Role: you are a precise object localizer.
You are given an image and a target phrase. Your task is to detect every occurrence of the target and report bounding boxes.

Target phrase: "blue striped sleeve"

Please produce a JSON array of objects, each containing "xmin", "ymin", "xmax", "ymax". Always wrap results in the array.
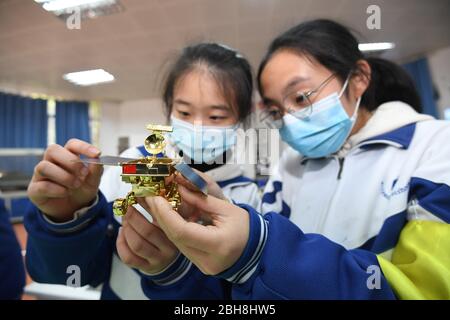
[
  {"xmin": 24, "ymin": 191, "xmax": 114, "ymax": 287},
  {"xmin": 224, "ymin": 208, "xmax": 396, "ymax": 299},
  {"xmin": 140, "ymin": 264, "xmax": 231, "ymax": 300},
  {"xmin": 216, "ymin": 204, "xmax": 268, "ymax": 284},
  {"xmin": 139, "ymin": 253, "xmax": 192, "ymax": 286}
]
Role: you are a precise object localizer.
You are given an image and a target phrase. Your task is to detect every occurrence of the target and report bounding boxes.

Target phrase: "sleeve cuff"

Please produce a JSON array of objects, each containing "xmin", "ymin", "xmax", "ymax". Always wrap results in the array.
[
  {"xmin": 37, "ymin": 192, "xmax": 106, "ymax": 234},
  {"xmin": 216, "ymin": 203, "xmax": 268, "ymax": 284},
  {"xmin": 139, "ymin": 252, "xmax": 193, "ymax": 286}
]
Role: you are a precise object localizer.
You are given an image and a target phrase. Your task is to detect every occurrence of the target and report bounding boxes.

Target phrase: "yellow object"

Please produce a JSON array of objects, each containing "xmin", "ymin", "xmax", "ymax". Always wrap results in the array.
[
  {"xmin": 377, "ymin": 220, "xmax": 450, "ymax": 300},
  {"xmin": 144, "ymin": 125, "xmax": 173, "ymax": 155},
  {"xmin": 112, "ymin": 125, "xmax": 181, "ymax": 216}
]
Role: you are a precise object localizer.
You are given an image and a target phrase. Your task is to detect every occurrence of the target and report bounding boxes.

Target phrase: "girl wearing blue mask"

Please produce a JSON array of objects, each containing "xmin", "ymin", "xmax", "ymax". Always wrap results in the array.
[
  {"xmin": 143, "ymin": 19, "xmax": 450, "ymax": 299},
  {"xmin": 24, "ymin": 43, "xmax": 259, "ymax": 300}
]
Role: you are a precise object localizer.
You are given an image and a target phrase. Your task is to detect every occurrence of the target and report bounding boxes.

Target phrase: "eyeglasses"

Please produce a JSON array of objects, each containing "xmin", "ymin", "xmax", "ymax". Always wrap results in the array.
[{"xmin": 259, "ymin": 73, "xmax": 337, "ymax": 128}]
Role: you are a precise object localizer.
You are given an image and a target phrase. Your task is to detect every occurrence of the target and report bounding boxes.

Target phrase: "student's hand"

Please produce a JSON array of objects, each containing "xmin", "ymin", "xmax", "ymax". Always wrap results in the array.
[
  {"xmin": 116, "ymin": 201, "xmax": 179, "ymax": 275},
  {"xmin": 28, "ymin": 139, "xmax": 103, "ymax": 222},
  {"xmin": 144, "ymin": 185, "xmax": 249, "ymax": 275},
  {"xmin": 173, "ymin": 168, "xmax": 227, "ymax": 200}
]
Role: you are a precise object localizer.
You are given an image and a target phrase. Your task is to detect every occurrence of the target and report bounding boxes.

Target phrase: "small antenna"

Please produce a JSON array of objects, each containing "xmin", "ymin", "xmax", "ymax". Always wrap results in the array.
[{"xmin": 144, "ymin": 124, "xmax": 173, "ymax": 155}]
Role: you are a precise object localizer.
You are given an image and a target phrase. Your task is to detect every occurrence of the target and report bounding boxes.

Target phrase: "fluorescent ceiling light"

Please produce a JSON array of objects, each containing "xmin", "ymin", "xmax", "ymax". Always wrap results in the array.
[
  {"xmin": 34, "ymin": 0, "xmax": 124, "ymax": 21},
  {"xmin": 63, "ymin": 69, "xmax": 115, "ymax": 86},
  {"xmin": 359, "ymin": 42, "xmax": 396, "ymax": 52},
  {"xmin": 35, "ymin": 0, "xmax": 103, "ymax": 11}
]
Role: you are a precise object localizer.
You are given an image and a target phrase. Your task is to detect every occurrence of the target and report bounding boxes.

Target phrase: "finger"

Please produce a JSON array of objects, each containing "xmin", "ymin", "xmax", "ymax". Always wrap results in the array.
[
  {"xmin": 122, "ymin": 223, "xmax": 160, "ymax": 260},
  {"xmin": 138, "ymin": 195, "xmax": 200, "ymax": 225},
  {"xmin": 175, "ymin": 170, "xmax": 226, "ymax": 200},
  {"xmin": 126, "ymin": 206, "xmax": 174, "ymax": 251},
  {"xmin": 178, "ymin": 201, "xmax": 203, "ymax": 222},
  {"xmin": 64, "ymin": 139, "xmax": 103, "ymax": 184},
  {"xmin": 84, "ymin": 162, "xmax": 104, "ymax": 187},
  {"xmin": 145, "ymin": 196, "xmax": 218, "ymax": 251},
  {"xmin": 135, "ymin": 198, "xmax": 159, "ymax": 226},
  {"xmin": 178, "ymin": 184, "xmax": 228, "ymax": 214},
  {"xmin": 34, "ymin": 160, "xmax": 82, "ymax": 189},
  {"xmin": 136, "ymin": 197, "xmax": 154, "ymax": 219},
  {"xmin": 64, "ymin": 138, "xmax": 101, "ymax": 158},
  {"xmin": 44, "ymin": 144, "xmax": 88, "ymax": 177},
  {"xmin": 173, "ymin": 172, "xmax": 199, "ymax": 193},
  {"xmin": 116, "ymin": 228, "xmax": 151, "ymax": 270},
  {"xmin": 164, "ymin": 174, "xmax": 175, "ymax": 185},
  {"xmin": 27, "ymin": 180, "xmax": 69, "ymax": 202}
]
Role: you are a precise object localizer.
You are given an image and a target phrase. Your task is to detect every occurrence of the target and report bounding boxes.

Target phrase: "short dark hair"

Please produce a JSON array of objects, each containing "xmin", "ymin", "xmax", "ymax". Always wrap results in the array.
[
  {"xmin": 162, "ymin": 43, "xmax": 253, "ymax": 122},
  {"xmin": 257, "ymin": 19, "xmax": 422, "ymax": 113}
]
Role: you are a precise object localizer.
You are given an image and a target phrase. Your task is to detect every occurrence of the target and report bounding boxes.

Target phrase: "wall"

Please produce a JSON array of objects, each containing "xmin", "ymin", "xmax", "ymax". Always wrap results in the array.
[
  {"xmin": 428, "ymin": 46, "xmax": 450, "ymax": 119},
  {"xmin": 97, "ymin": 101, "xmax": 121, "ymax": 155},
  {"xmin": 117, "ymin": 98, "xmax": 167, "ymax": 149},
  {"xmin": 98, "ymin": 98, "xmax": 167, "ymax": 155}
]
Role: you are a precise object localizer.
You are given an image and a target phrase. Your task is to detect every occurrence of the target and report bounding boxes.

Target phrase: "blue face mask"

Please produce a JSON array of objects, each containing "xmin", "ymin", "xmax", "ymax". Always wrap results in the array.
[
  {"xmin": 170, "ymin": 116, "xmax": 238, "ymax": 163},
  {"xmin": 279, "ymin": 79, "xmax": 361, "ymax": 158}
]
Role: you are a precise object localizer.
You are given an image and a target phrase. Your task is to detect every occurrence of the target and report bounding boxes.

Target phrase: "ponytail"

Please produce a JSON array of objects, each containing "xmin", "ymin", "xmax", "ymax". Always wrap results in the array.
[{"xmin": 363, "ymin": 57, "xmax": 422, "ymax": 112}]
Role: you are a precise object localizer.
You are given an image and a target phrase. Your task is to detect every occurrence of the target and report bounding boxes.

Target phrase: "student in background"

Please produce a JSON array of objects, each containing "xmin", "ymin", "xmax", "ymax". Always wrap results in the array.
[
  {"xmin": 0, "ymin": 201, "xmax": 25, "ymax": 299},
  {"xmin": 24, "ymin": 43, "xmax": 259, "ymax": 299}
]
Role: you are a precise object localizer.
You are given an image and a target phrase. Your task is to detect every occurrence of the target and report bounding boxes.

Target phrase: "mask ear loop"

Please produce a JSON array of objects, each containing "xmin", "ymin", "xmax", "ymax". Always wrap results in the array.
[
  {"xmin": 338, "ymin": 73, "xmax": 363, "ymax": 145},
  {"xmin": 337, "ymin": 73, "xmax": 362, "ymax": 120},
  {"xmin": 351, "ymin": 96, "xmax": 362, "ymax": 121},
  {"xmin": 338, "ymin": 74, "xmax": 351, "ymax": 98}
]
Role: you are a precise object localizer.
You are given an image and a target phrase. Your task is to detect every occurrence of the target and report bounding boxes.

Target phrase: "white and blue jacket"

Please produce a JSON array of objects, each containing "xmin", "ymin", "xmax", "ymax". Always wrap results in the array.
[
  {"xmin": 24, "ymin": 143, "xmax": 259, "ymax": 300},
  {"xmin": 140, "ymin": 101, "xmax": 450, "ymax": 299}
]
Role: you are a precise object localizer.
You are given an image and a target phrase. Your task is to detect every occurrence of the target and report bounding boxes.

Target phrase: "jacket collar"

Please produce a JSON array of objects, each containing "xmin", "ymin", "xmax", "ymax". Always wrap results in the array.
[
  {"xmin": 348, "ymin": 101, "xmax": 433, "ymax": 150},
  {"xmin": 357, "ymin": 123, "xmax": 416, "ymax": 150},
  {"xmin": 300, "ymin": 101, "xmax": 434, "ymax": 163}
]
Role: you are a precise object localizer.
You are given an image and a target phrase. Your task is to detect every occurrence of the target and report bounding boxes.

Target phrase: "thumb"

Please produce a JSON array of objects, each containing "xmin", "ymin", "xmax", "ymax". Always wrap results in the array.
[
  {"xmin": 145, "ymin": 195, "xmax": 215, "ymax": 250},
  {"xmin": 178, "ymin": 184, "xmax": 229, "ymax": 215},
  {"xmin": 144, "ymin": 196, "xmax": 187, "ymax": 237}
]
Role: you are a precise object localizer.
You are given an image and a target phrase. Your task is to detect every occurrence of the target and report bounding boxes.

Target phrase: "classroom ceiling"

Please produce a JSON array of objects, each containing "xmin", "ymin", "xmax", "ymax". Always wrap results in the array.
[{"xmin": 0, "ymin": 0, "xmax": 449, "ymax": 101}]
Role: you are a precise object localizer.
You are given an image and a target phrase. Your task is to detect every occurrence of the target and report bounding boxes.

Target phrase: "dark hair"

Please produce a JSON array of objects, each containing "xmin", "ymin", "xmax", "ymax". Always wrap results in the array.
[
  {"xmin": 257, "ymin": 19, "xmax": 422, "ymax": 113},
  {"xmin": 162, "ymin": 43, "xmax": 253, "ymax": 121}
]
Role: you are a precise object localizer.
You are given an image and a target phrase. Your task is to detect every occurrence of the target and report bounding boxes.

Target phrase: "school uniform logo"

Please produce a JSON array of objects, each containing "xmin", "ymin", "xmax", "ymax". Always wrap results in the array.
[{"xmin": 381, "ymin": 179, "xmax": 410, "ymax": 200}]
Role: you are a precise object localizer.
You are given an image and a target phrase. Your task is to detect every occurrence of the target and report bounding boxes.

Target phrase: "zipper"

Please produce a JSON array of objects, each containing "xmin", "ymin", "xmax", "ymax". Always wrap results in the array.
[
  {"xmin": 315, "ymin": 141, "xmax": 394, "ymax": 232},
  {"xmin": 316, "ymin": 156, "xmax": 344, "ymax": 233},
  {"xmin": 337, "ymin": 157, "xmax": 345, "ymax": 180}
]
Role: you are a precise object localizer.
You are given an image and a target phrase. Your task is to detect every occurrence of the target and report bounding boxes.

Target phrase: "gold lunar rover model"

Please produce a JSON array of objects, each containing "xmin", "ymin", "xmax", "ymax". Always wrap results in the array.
[{"xmin": 78, "ymin": 124, "xmax": 207, "ymax": 217}]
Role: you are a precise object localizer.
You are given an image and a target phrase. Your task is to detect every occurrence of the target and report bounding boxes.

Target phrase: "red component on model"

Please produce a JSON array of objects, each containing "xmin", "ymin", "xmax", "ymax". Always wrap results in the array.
[{"xmin": 122, "ymin": 164, "xmax": 137, "ymax": 174}]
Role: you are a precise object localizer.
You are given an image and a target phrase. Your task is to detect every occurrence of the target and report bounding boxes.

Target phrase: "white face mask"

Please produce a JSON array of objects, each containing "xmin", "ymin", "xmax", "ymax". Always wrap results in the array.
[{"xmin": 170, "ymin": 116, "xmax": 238, "ymax": 163}]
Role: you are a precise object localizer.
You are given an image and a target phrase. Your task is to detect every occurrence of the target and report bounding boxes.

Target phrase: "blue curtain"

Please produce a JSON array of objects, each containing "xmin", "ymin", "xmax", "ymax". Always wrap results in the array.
[
  {"xmin": 0, "ymin": 92, "xmax": 47, "ymax": 148},
  {"xmin": 403, "ymin": 58, "xmax": 438, "ymax": 118},
  {"xmin": 56, "ymin": 100, "xmax": 91, "ymax": 145},
  {"xmin": 0, "ymin": 92, "xmax": 47, "ymax": 176},
  {"xmin": 0, "ymin": 92, "xmax": 48, "ymax": 220}
]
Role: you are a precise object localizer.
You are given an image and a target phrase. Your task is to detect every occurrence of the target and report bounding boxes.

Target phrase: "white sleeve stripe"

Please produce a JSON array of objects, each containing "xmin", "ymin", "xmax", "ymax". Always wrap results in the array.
[
  {"xmin": 152, "ymin": 257, "xmax": 192, "ymax": 286},
  {"xmin": 226, "ymin": 215, "xmax": 268, "ymax": 284},
  {"xmin": 154, "ymin": 262, "xmax": 193, "ymax": 286}
]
